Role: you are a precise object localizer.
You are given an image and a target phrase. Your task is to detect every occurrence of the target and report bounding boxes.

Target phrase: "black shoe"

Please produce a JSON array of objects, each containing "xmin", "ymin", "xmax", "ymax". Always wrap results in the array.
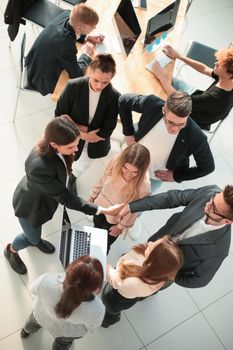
[
  {"xmin": 20, "ymin": 329, "xmax": 30, "ymax": 338},
  {"xmin": 67, "ymin": 173, "xmax": 77, "ymax": 196},
  {"xmin": 4, "ymin": 244, "xmax": 27, "ymax": 275},
  {"xmin": 34, "ymin": 239, "xmax": 55, "ymax": 254}
]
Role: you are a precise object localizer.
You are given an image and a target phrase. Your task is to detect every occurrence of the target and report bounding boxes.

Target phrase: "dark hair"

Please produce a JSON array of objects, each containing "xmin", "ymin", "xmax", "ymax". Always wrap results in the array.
[
  {"xmin": 223, "ymin": 185, "xmax": 233, "ymax": 220},
  {"xmin": 36, "ymin": 115, "xmax": 80, "ymax": 173},
  {"xmin": 166, "ymin": 91, "xmax": 192, "ymax": 118},
  {"xmin": 55, "ymin": 256, "xmax": 104, "ymax": 319},
  {"xmin": 89, "ymin": 54, "xmax": 116, "ymax": 76},
  {"xmin": 118, "ymin": 236, "xmax": 183, "ymax": 284}
]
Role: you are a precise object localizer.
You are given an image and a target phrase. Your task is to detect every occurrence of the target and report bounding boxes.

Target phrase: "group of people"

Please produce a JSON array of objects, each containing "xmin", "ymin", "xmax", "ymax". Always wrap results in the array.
[{"xmin": 3, "ymin": 2, "xmax": 233, "ymax": 350}]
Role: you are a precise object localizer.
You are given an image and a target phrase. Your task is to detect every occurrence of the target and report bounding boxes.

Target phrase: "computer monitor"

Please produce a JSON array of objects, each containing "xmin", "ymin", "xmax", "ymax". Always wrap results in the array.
[
  {"xmin": 114, "ymin": 0, "xmax": 142, "ymax": 56},
  {"xmin": 144, "ymin": 0, "xmax": 181, "ymax": 46}
]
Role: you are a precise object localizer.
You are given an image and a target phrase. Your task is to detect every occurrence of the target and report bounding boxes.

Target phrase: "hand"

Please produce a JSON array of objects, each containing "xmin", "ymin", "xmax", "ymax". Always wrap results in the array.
[
  {"xmin": 125, "ymin": 135, "xmax": 136, "ymax": 146},
  {"xmin": 86, "ymin": 33, "xmax": 105, "ymax": 45},
  {"xmin": 154, "ymin": 170, "xmax": 175, "ymax": 182},
  {"xmin": 109, "ymin": 225, "xmax": 122, "ymax": 237},
  {"xmin": 162, "ymin": 45, "xmax": 180, "ymax": 60},
  {"xmin": 101, "ymin": 203, "xmax": 125, "ymax": 216},
  {"xmin": 77, "ymin": 124, "xmax": 88, "ymax": 133},
  {"xmin": 119, "ymin": 204, "xmax": 131, "ymax": 217},
  {"xmin": 82, "ymin": 42, "xmax": 95, "ymax": 57},
  {"xmin": 87, "ymin": 129, "xmax": 105, "ymax": 143},
  {"xmin": 88, "ymin": 196, "xmax": 94, "ymax": 203},
  {"xmin": 152, "ymin": 60, "xmax": 166, "ymax": 80}
]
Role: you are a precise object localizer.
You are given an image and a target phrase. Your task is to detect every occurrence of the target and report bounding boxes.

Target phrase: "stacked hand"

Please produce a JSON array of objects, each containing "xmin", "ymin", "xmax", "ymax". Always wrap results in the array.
[
  {"xmin": 154, "ymin": 170, "xmax": 174, "ymax": 182},
  {"xmin": 86, "ymin": 33, "xmax": 105, "ymax": 45},
  {"xmin": 101, "ymin": 203, "xmax": 126, "ymax": 216},
  {"xmin": 80, "ymin": 128, "xmax": 105, "ymax": 143}
]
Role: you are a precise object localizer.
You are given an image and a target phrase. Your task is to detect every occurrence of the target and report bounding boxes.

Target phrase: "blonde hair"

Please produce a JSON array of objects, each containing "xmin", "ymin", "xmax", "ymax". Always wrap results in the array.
[
  {"xmin": 70, "ymin": 4, "xmax": 99, "ymax": 27},
  {"xmin": 215, "ymin": 47, "xmax": 233, "ymax": 78},
  {"xmin": 105, "ymin": 144, "xmax": 150, "ymax": 202}
]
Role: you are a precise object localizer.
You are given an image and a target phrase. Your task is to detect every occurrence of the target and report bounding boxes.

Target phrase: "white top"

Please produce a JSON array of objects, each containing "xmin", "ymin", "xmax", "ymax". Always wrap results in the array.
[
  {"xmin": 107, "ymin": 250, "xmax": 164, "ymax": 299},
  {"xmin": 31, "ymin": 273, "xmax": 105, "ymax": 338},
  {"xmin": 175, "ymin": 216, "xmax": 225, "ymax": 242},
  {"xmin": 140, "ymin": 118, "xmax": 177, "ymax": 179},
  {"xmin": 89, "ymin": 85, "xmax": 101, "ymax": 123}
]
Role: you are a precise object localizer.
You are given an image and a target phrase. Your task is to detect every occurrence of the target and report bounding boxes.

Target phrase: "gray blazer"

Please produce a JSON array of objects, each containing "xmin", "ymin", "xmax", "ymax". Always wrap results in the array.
[
  {"xmin": 129, "ymin": 185, "xmax": 231, "ymax": 288},
  {"xmin": 13, "ymin": 148, "xmax": 98, "ymax": 228}
]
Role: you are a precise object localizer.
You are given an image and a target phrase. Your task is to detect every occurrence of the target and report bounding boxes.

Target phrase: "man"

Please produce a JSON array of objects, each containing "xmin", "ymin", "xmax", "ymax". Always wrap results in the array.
[
  {"xmin": 120, "ymin": 185, "xmax": 233, "ymax": 288},
  {"xmin": 152, "ymin": 45, "xmax": 233, "ymax": 130},
  {"xmin": 119, "ymin": 91, "xmax": 214, "ymax": 190},
  {"xmin": 25, "ymin": 4, "xmax": 104, "ymax": 96}
]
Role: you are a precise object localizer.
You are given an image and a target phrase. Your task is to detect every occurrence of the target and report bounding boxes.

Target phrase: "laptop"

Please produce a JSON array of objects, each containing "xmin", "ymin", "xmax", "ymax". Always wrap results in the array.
[{"xmin": 59, "ymin": 208, "xmax": 107, "ymax": 277}]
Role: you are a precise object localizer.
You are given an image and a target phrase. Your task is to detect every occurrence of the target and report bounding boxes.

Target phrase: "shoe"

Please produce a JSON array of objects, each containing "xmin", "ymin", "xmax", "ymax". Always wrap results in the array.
[
  {"xmin": 4, "ymin": 244, "xmax": 27, "ymax": 275},
  {"xmin": 20, "ymin": 329, "xmax": 30, "ymax": 338},
  {"xmin": 34, "ymin": 239, "xmax": 55, "ymax": 254},
  {"xmin": 67, "ymin": 173, "xmax": 77, "ymax": 196}
]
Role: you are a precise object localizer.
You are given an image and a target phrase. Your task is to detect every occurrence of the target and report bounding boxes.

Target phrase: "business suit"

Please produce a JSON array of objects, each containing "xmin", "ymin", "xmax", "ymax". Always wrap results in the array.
[
  {"xmin": 25, "ymin": 11, "xmax": 91, "ymax": 96},
  {"xmin": 13, "ymin": 148, "xmax": 98, "ymax": 229},
  {"xmin": 129, "ymin": 185, "xmax": 231, "ymax": 288},
  {"xmin": 55, "ymin": 77, "xmax": 120, "ymax": 160},
  {"xmin": 119, "ymin": 94, "xmax": 215, "ymax": 183}
]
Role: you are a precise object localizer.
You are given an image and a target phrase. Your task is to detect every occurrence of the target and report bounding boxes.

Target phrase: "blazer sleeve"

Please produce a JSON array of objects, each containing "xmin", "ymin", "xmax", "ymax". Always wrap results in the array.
[
  {"xmin": 30, "ymin": 161, "xmax": 98, "ymax": 215},
  {"xmin": 55, "ymin": 80, "xmax": 76, "ymax": 117},
  {"xmin": 175, "ymin": 255, "xmax": 227, "ymax": 288},
  {"xmin": 173, "ymin": 134, "xmax": 215, "ymax": 183},
  {"xmin": 129, "ymin": 186, "xmax": 212, "ymax": 213},
  {"xmin": 119, "ymin": 94, "xmax": 148, "ymax": 136}
]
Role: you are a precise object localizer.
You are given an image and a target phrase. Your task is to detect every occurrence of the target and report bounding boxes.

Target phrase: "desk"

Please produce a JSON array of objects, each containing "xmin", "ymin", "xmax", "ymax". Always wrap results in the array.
[{"xmin": 52, "ymin": 0, "xmax": 188, "ymax": 102}]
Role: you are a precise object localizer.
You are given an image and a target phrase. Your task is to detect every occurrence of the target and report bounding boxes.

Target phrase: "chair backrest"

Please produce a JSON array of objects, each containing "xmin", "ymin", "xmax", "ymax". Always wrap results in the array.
[
  {"xmin": 185, "ymin": 41, "xmax": 217, "ymax": 68},
  {"xmin": 20, "ymin": 32, "xmax": 26, "ymax": 73},
  {"xmin": 23, "ymin": 0, "xmax": 65, "ymax": 28},
  {"xmin": 61, "ymin": 0, "xmax": 86, "ymax": 5}
]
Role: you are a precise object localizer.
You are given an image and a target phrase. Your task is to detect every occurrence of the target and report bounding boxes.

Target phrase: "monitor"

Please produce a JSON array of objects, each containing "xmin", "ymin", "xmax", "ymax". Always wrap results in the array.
[
  {"xmin": 144, "ymin": 0, "xmax": 181, "ymax": 46},
  {"xmin": 114, "ymin": 0, "xmax": 142, "ymax": 56}
]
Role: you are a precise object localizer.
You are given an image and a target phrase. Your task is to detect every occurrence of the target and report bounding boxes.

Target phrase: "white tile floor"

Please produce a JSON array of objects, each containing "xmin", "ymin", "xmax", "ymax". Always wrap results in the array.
[{"xmin": 0, "ymin": 0, "xmax": 233, "ymax": 349}]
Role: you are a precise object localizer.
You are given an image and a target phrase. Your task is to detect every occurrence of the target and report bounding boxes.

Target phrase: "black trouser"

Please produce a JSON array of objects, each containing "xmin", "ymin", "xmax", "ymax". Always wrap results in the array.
[
  {"xmin": 101, "ymin": 282, "xmax": 141, "ymax": 326},
  {"xmin": 93, "ymin": 214, "xmax": 118, "ymax": 254}
]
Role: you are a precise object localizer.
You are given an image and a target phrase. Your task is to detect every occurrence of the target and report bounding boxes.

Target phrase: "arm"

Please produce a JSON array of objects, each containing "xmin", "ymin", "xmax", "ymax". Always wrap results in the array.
[
  {"xmin": 173, "ymin": 136, "xmax": 215, "ymax": 183},
  {"xmin": 30, "ymin": 273, "xmax": 48, "ymax": 295},
  {"xmin": 55, "ymin": 81, "xmax": 74, "ymax": 117},
  {"xmin": 151, "ymin": 60, "xmax": 175, "ymax": 95},
  {"xmin": 163, "ymin": 44, "xmax": 213, "ymax": 77}
]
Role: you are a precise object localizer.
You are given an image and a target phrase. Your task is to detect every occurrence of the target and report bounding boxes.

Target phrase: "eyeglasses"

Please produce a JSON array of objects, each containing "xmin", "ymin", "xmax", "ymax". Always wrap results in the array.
[
  {"xmin": 163, "ymin": 115, "xmax": 187, "ymax": 129},
  {"xmin": 207, "ymin": 195, "xmax": 231, "ymax": 221}
]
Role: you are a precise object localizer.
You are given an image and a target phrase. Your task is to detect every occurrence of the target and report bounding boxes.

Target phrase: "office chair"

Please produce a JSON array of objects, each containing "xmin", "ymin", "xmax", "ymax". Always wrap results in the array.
[
  {"xmin": 12, "ymin": 32, "xmax": 40, "ymax": 123},
  {"xmin": 56, "ymin": 0, "xmax": 86, "ymax": 6}
]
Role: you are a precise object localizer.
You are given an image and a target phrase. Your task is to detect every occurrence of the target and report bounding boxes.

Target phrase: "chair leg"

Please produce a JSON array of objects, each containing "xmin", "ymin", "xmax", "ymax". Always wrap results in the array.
[{"xmin": 12, "ymin": 87, "xmax": 21, "ymax": 124}]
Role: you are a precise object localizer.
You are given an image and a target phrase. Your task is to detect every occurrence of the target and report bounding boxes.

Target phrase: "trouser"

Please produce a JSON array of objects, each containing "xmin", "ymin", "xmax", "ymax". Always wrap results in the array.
[
  {"xmin": 23, "ymin": 312, "xmax": 81, "ymax": 350},
  {"xmin": 72, "ymin": 146, "xmax": 92, "ymax": 178},
  {"xmin": 11, "ymin": 217, "xmax": 42, "ymax": 252},
  {"xmin": 101, "ymin": 283, "xmax": 141, "ymax": 326},
  {"xmin": 93, "ymin": 214, "xmax": 118, "ymax": 254}
]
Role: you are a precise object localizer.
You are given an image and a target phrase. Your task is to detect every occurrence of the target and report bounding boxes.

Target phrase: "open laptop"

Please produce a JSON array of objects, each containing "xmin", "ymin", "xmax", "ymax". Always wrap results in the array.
[{"xmin": 59, "ymin": 208, "xmax": 107, "ymax": 276}]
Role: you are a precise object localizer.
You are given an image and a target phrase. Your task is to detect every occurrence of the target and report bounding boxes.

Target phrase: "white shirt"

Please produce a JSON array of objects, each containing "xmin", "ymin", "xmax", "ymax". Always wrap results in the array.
[
  {"xmin": 140, "ymin": 118, "xmax": 177, "ymax": 179},
  {"xmin": 175, "ymin": 216, "xmax": 225, "ymax": 242},
  {"xmin": 89, "ymin": 85, "xmax": 101, "ymax": 123}
]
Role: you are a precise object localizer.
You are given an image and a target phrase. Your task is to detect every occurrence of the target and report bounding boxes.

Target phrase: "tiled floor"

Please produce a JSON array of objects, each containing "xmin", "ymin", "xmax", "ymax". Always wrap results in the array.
[{"xmin": 0, "ymin": 0, "xmax": 233, "ymax": 349}]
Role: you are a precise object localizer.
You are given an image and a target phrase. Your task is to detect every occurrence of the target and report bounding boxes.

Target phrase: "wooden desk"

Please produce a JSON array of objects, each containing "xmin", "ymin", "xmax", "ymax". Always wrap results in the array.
[{"xmin": 52, "ymin": 0, "xmax": 188, "ymax": 102}]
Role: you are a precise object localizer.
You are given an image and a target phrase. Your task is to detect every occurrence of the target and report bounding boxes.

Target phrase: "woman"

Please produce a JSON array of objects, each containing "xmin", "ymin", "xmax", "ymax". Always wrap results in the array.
[
  {"xmin": 4, "ymin": 116, "xmax": 122, "ymax": 275},
  {"xmin": 55, "ymin": 53, "xmax": 120, "ymax": 194},
  {"xmin": 21, "ymin": 256, "xmax": 105, "ymax": 350},
  {"xmin": 89, "ymin": 143, "xmax": 151, "ymax": 253},
  {"xmin": 101, "ymin": 236, "xmax": 183, "ymax": 327}
]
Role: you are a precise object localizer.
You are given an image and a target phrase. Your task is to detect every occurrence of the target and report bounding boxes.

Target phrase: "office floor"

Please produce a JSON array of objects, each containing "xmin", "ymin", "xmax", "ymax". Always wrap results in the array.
[{"xmin": 0, "ymin": 0, "xmax": 233, "ymax": 349}]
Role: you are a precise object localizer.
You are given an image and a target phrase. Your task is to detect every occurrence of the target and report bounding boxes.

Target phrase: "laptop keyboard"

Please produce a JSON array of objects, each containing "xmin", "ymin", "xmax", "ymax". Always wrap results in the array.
[{"xmin": 72, "ymin": 229, "xmax": 91, "ymax": 259}]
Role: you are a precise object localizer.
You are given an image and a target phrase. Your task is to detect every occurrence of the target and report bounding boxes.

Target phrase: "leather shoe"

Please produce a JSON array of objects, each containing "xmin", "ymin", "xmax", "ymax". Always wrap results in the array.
[
  {"xmin": 67, "ymin": 173, "xmax": 77, "ymax": 196},
  {"xmin": 4, "ymin": 244, "xmax": 27, "ymax": 275},
  {"xmin": 34, "ymin": 239, "xmax": 55, "ymax": 254}
]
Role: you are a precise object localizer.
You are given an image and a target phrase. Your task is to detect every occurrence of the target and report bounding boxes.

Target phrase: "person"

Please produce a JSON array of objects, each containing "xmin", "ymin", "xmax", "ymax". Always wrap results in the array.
[
  {"xmin": 55, "ymin": 53, "xmax": 120, "ymax": 195},
  {"xmin": 25, "ymin": 4, "xmax": 104, "ymax": 96},
  {"xmin": 119, "ymin": 185, "xmax": 233, "ymax": 288},
  {"xmin": 88, "ymin": 143, "xmax": 151, "ymax": 253},
  {"xmin": 101, "ymin": 236, "xmax": 183, "ymax": 327},
  {"xmin": 4, "ymin": 116, "xmax": 123, "ymax": 275},
  {"xmin": 152, "ymin": 45, "xmax": 233, "ymax": 130},
  {"xmin": 20, "ymin": 256, "xmax": 105, "ymax": 350},
  {"xmin": 119, "ymin": 90, "xmax": 215, "ymax": 192}
]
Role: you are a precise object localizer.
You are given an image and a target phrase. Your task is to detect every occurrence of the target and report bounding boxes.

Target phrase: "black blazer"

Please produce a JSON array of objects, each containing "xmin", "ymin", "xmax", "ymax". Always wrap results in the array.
[
  {"xmin": 129, "ymin": 185, "xmax": 231, "ymax": 288},
  {"xmin": 13, "ymin": 148, "xmax": 98, "ymax": 228},
  {"xmin": 55, "ymin": 77, "xmax": 120, "ymax": 159},
  {"xmin": 25, "ymin": 11, "xmax": 91, "ymax": 96},
  {"xmin": 119, "ymin": 93, "xmax": 215, "ymax": 183}
]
